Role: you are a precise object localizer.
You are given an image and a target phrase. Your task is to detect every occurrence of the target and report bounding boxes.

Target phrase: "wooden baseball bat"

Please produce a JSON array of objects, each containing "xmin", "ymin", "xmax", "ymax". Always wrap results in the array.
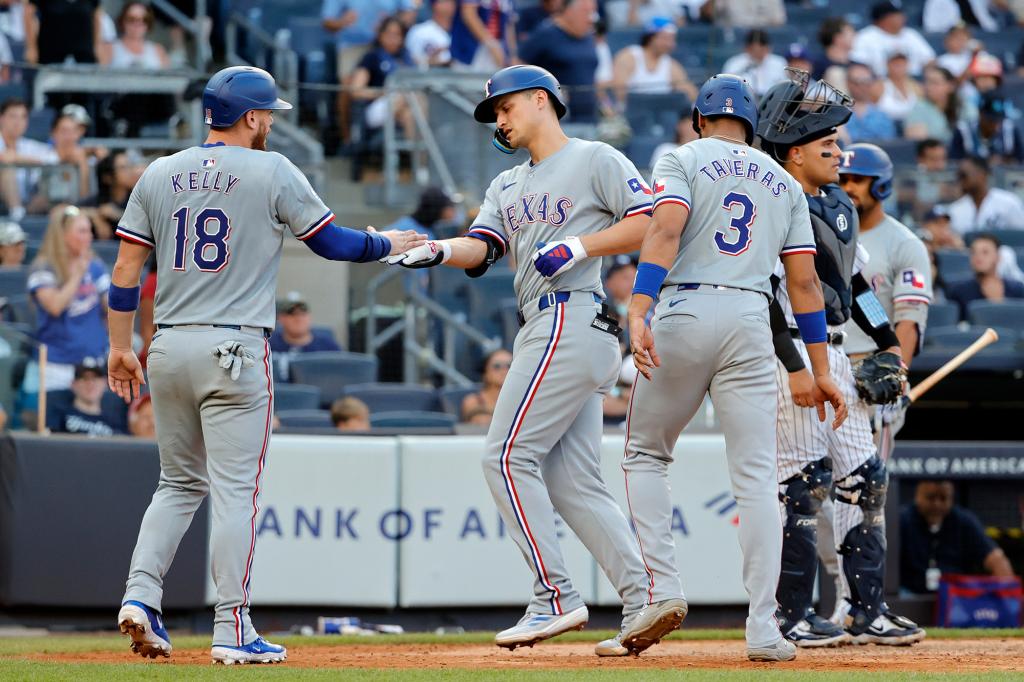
[{"xmin": 906, "ymin": 328, "xmax": 999, "ymax": 404}]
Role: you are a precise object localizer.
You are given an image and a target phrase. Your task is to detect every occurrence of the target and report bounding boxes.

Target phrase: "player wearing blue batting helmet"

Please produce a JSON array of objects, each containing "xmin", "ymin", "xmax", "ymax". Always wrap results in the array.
[
  {"xmin": 203, "ymin": 66, "xmax": 292, "ymax": 129},
  {"xmin": 691, "ymin": 73, "xmax": 758, "ymax": 144},
  {"xmin": 838, "ymin": 143, "xmax": 893, "ymax": 200},
  {"xmin": 475, "ymin": 65, "xmax": 568, "ymax": 153}
]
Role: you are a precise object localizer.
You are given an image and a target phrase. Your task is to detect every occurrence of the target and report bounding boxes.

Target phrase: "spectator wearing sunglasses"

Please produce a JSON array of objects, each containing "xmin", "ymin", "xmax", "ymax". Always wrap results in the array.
[{"xmin": 461, "ymin": 348, "xmax": 511, "ymax": 425}]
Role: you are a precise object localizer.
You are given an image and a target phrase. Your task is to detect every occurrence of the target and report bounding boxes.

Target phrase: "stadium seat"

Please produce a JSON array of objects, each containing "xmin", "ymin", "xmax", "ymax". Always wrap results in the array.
[
  {"xmin": 925, "ymin": 326, "xmax": 1017, "ymax": 351},
  {"xmin": 369, "ymin": 410, "xmax": 457, "ymax": 431},
  {"xmin": 288, "ymin": 351, "xmax": 378, "ymax": 407},
  {"xmin": 466, "ymin": 268, "xmax": 515, "ymax": 339},
  {"xmin": 276, "ymin": 409, "xmax": 334, "ymax": 429},
  {"xmin": 626, "ymin": 134, "xmax": 667, "ymax": 170},
  {"xmin": 0, "ymin": 267, "xmax": 28, "ymax": 299},
  {"xmin": 341, "ymin": 382, "xmax": 441, "ymax": 413},
  {"xmin": 935, "ymin": 249, "xmax": 971, "ymax": 283},
  {"xmin": 273, "ymin": 383, "xmax": 321, "ymax": 412},
  {"xmin": 967, "ymin": 300, "xmax": 1024, "ymax": 332},
  {"xmin": 926, "ymin": 301, "xmax": 959, "ymax": 330},
  {"xmin": 606, "ymin": 28, "xmax": 644, "ymax": 56},
  {"xmin": 624, "ymin": 93, "xmax": 690, "ymax": 142},
  {"xmin": 964, "ymin": 230, "xmax": 1024, "ymax": 249},
  {"xmin": 876, "ymin": 139, "xmax": 918, "ymax": 166},
  {"xmin": 438, "ymin": 383, "xmax": 481, "ymax": 417},
  {"xmin": 498, "ymin": 298, "xmax": 520, "ymax": 348},
  {"xmin": 92, "ymin": 240, "xmax": 120, "ymax": 268},
  {"xmin": 26, "ymin": 108, "xmax": 55, "ymax": 143},
  {"xmin": 3, "ymin": 293, "xmax": 35, "ymax": 328},
  {"xmin": 19, "ymin": 216, "xmax": 48, "ymax": 239}
]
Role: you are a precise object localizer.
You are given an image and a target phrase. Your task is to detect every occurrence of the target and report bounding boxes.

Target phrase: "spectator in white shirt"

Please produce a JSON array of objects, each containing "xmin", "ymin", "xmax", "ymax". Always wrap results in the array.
[
  {"xmin": 851, "ymin": 1, "xmax": 936, "ymax": 78},
  {"xmin": 878, "ymin": 51, "xmax": 921, "ymax": 123},
  {"xmin": 0, "ymin": 97, "xmax": 57, "ymax": 220},
  {"xmin": 947, "ymin": 156, "xmax": 1024, "ymax": 234},
  {"xmin": 721, "ymin": 29, "xmax": 787, "ymax": 97},
  {"xmin": 936, "ymin": 23, "xmax": 980, "ymax": 77},
  {"xmin": 611, "ymin": 16, "xmax": 698, "ymax": 103},
  {"xmin": 406, "ymin": 0, "xmax": 455, "ymax": 68},
  {"xmin": 924, "ymin": 0, "xmax": 1001, "ymax": 33}
]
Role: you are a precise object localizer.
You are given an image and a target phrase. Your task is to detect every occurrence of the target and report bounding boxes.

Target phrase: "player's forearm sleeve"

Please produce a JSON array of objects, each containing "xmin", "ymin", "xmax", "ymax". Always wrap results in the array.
[
  {"xmin": 851, "ymin": 272, "xmax": 900, "ymax": 350},
  {"xmin": 769, "ymin": 296, "xmax": 805, "ymax": 373},
  {"xmin": 303, "ymin": 222, "xmax": 391, "ymax": 262}
]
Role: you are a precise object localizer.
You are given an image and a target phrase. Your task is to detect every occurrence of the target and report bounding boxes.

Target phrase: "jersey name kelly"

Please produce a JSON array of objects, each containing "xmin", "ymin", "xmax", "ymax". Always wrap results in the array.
[
  {"xmin": 170, "ymin": 169, "xmax": 241, "ymax": 195},
  {"xmin": 696, "ymin": 157, "xmax": 791, "ymax": 198}
]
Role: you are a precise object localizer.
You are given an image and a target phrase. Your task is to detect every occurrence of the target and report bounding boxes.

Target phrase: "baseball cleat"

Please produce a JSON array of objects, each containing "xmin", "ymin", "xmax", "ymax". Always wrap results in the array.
[
  {"xmin": 848, "ymin": 611, "xmax": 926, "ymax": 646},
  {"xmin": 211, "ymin": 636, "xmax": 287, "ymax": 664},
  {"xmin": 118, "ymin": 600, "xmax": 172, "ymax": 659},
  {"xmin": 620, "ymin": 598, "xmax": 688, "ymax": 655},
  {"xmin": 783, "ymin": 613, "xmax": 851, "ymax": 648},
  {"xmin": 495, "ymin": 605, "xmax": 588, "ymax": 650},
  {"xmin": 747, "ymin": 637, "xmax": 797, "ymax": 662},
  {"xmin": 594, "ymin": 611, "xmax": 640, "ymax": 657}
]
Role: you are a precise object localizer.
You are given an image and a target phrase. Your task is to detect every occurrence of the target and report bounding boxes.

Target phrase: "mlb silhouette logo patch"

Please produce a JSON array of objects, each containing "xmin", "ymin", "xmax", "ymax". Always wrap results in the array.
[{"xmin": 202, "ymin": 158, "xmax": 216, "ymax": 168}]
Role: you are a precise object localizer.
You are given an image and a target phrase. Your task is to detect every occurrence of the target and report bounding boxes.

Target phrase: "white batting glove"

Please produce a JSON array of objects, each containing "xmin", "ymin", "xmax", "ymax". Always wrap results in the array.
[
  {"xmin": 531, "ymin": 236, "xmax": 587, "ymax": 278},
  {"xmin": 383, "ymin": 240, "xmax": 452, "ymax": 268},
  {"xmin": 213, "ymin": 341, "xmax": 256, "ymax": 381}
]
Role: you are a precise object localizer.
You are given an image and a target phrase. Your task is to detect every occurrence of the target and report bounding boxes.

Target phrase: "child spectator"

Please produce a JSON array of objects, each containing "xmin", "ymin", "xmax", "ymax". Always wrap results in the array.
[
  {"xmin": 936, "ymin": 23, "xmax": 978, "ymax": 77},
  {"xmin": 47, "ymin": 361, "xmax": 123, "ymax": 436},
  {"xmin": 331, "ymin": 396, "xmax": 371, "ymax": 431}
]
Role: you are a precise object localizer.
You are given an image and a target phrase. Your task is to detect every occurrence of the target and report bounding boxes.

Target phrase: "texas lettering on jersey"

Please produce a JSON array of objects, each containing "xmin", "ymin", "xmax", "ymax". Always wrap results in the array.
[{"xmin": 503, "ymin": 193, "xmax": 573, "ymax": 233}]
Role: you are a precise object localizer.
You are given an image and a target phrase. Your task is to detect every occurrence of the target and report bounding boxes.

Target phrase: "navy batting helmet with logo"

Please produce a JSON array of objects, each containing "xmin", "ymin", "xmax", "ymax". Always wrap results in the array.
[
  {"xmin": 691, "ymin": 73, "xmax": 758, "ymax": 143},
  {"xmin": 474, "ymin": 65, "xmax": 567, "ymax": 123},
  {"xmin": 839, "ymin": 143, "xmax": 893, "ymax": 200},
  {"xmin": 202, "ymin": 66, "xmax": 292, "ymax": 129}
]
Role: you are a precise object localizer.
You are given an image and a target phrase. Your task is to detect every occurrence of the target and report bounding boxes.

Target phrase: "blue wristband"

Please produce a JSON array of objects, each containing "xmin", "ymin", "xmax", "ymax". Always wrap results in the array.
[
  {"xmin": 632, "ymin": 262, "xmax": 668, "ymax": 299},
  {"xmin": 108, "ymin": 283, "xmax": 140, "ymax": 312},
  {"xmin": 794, "ymin": 309, "xmax": 827, "ymax": 344}
]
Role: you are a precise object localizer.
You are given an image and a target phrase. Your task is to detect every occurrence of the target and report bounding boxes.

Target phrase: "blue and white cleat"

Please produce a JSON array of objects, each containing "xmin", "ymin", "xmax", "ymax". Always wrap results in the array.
[
  {"xmin": 118, "ymin": 600, "xmax": 172, "ymax": 659},
  {"xmin": 211, "ymin": 637, "xmax": 288, "ymax": 665},
  {"xmin": 495, "ymin": 606, "xmax": 589, "ymax": 650}
]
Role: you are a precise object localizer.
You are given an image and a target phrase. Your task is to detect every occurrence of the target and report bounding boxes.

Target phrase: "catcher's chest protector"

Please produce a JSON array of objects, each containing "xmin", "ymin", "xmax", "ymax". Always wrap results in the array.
[{"xmin": 808, "ymin": 185, "xmax": 859, "ymax": 326}]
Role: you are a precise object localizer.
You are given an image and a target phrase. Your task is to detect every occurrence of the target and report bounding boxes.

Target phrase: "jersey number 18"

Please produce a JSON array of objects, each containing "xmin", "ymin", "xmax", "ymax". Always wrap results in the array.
[
  {"xmin": 715, "ymin": 191, "xmax": 756, "ymax": 256},
  {"xmin": 172, "ymin": 207, "xmax": 232, "ymax": 272}
]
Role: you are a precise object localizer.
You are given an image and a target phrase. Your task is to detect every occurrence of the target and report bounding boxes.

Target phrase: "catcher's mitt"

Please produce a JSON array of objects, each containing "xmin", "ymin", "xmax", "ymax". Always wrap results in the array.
[{"xmin": 854, "ymin": 351, "xmax": 906, "ymax": 405}]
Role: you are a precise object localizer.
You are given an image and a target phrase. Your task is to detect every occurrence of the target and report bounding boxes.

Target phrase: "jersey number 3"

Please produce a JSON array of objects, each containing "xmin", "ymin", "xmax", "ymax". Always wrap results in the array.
[
  {"xmin": 715, "ymin": 192, "xmax": 756, "ymax": 256},
  {"xmin": 172, "ymin": 207, "xmax": 232, "ymax": 272}
]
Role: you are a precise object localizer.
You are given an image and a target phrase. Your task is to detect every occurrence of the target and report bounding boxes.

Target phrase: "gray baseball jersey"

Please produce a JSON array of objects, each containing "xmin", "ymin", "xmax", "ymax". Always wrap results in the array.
[
  {"xmin": 475, "ymin": 138, "xmax": 652, "ymax": 623},
  {"xmin": 117, "ymin": 144, "xmax": 333, "ymax": 328},
  {"xmin": 844, "ymin": 215, "xmax": 932, "ymax": 356},
  {"xmin": 468, "ymin": 138, "xmax": 653, "ymax": 309},
  {"xmin": 118, "ymin": 143, "xmax": 333, "ymax": 649},
  {"xmin": 652, "ymin": 137, "xmax": 815, "ymax": 294},
  {"xmin": 623, "ymin": 135, "xmax": 818, "ymax": 650}
]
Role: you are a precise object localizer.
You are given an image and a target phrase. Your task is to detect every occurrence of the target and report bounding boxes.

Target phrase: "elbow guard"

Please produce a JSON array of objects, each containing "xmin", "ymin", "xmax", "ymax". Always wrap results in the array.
[{"xmin": 465, "ymin": 229, "xmax": 506, "ymax": 278}]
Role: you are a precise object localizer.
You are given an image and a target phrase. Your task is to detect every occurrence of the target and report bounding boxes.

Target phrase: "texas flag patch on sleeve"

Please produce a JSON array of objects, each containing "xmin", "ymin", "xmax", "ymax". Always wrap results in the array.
[
  {"xmin": 902, "ymin": 268, "xmax": 926, "ymax": 289},
  {"xmin": 627, "ymin": 177, "xmax": 653, "ymax": 195}
]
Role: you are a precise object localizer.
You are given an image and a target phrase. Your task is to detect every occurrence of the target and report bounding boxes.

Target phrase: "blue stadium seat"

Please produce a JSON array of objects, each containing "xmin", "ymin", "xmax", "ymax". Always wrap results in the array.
[
  {"xmin": 925, "ymin": 326, "xmax": 1018, "ymax": 351},
  {"xmin": 877, "ymin": 139, "xmax": 918, "ymax": 166},
  {"xmin": 624, "ymin": 93, "xmax": 690, "ymax": 141},
  {"xmin": 0, "ymin": 266, "xmax": 28, "ymax": 298},
  {"xmin": 438, "ymin": 383, "xmax": 481, "ymax": 417},
  {"xmin": 967, "ymin": 300, "xmax": 1024, "ymax": 332},
  {"xmin": 3, "ymin": 293, "xmax": 35, "ymax": 328},
  {"xmin": 499, "ymin": 298, "xmax": 520, "ymax": 348},
  {"xmin": 369, "ymin": 410, "xmax": 457, "ymax": 431},
  {"xmin": 26, "ymin": 108, "xmax": 55, "ymax": 143},
  {"xmin": 935, "ymin": 249, "xmax": 971, "ymax": 283},
  {"xmin": 19, "ymin": 216, "xmax": 48, "ymax": 240},
  {"xmin": 926, "ymin": 301, "xmax": 959, "ymax": 330},
  {"xmin": 466, "ymin": 268, "xmax": 515, "ymax": 339},
  {"xmin": 964, "ymin": 230, "xmax": 1024, "ymax": 249},
  {"xmin": 24, "ymin": 239, "xmax": 40, "ymax": 264},
  {"xmin": 341, "ymin": 382, "xmax": 441, "ymax": 413},
  {"xmin": 276, "ymin": 409, "xmax": 333, "ymax": 429},
  {"xmin": 273, "ymin": 383, "xmax": 321, "ymax": 412},
  {"xmin": 92, "ymin": 240, "xmax": 120, "ymax": 268},
  {"xmin": 606, "ymin": 28, "xmax": 644, "ymax": 56},
  {"xmin": 288, "ymin": 351, "xmax": 378, "ymax": 407}
]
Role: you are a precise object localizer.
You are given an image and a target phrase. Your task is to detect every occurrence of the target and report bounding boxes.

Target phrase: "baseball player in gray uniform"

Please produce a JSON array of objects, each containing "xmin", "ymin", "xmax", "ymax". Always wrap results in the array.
[
  {"xmin": 622, "ymin": 74, "xmax": 847, "ymax": 663},
  {"xmin": 106, "ymin": 67, "xmax": 424, "ymax": 665},
  {"xmin": 756, "ymin": 75, "xmax": 925, "ymax": 648},
  {"xmin": 387, "ymin": 65, "xmax": 668, "ymax": 657}
]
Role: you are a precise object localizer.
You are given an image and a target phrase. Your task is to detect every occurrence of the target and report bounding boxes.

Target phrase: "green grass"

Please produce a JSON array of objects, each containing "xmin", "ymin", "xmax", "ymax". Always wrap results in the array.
[{"xmin": 0, "ymin": 662, "xmax": 1022, "ymax": 682}]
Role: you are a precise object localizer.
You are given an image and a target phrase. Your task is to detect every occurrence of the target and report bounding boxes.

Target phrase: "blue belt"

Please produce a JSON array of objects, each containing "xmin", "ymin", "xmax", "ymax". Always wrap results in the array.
[
  {"xmin": 157, "ymin": 323, "xmax": 271, "ymax": 338},
  {"xmin": 519, "ymin": 291, "xmax": 601, "ymax": 325},
  {"xmin": 673, "ymin": 283, "xmax": 737, "ymax": 291}
]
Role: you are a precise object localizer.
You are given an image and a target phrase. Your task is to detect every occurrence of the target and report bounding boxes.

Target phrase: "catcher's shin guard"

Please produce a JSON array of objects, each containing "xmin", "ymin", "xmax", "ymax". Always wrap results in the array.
[
  {"xmin": 777, "ymin": 458, "xmax": 832, "ymax": 633},
  {"xmin": 835, "ymin": 456, "xmax": 888, "ymax": 633}
]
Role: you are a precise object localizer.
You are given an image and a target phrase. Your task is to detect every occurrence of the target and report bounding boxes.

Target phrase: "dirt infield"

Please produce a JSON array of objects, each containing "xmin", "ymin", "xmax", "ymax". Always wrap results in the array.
[{"xmin": 24, "ymin": 638, "xmax": 1024, "ymax": 672}]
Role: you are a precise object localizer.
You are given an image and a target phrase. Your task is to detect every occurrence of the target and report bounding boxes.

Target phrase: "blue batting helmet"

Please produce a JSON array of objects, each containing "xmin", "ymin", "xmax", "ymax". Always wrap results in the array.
[
  {"xmin": 691, "ymin": 74, "xmax": 758, "ymax": 144},
  {"xmin": 839, "ymin": 143, "xmax": 893, "ymax": 200},
  {"xmin": 474, "ymin": 65, "xmax": 567, "ymax": 123},
  {"xmin": 202, "ymin": 66, "xmax": 292, "ymax": 128}
]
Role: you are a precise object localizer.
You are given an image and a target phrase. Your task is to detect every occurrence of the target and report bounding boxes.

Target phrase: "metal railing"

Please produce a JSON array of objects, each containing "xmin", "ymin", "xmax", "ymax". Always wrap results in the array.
[
  {"xmin": 149, "ymin": 0, "xmax": 209, "ymax": 70},
  {"xmin": 225, "ymin": 10, "xmax": 300, "ymax": 125},
  {"xmin": 364, "ymin": 267, "xmax": 501, "ymax": 386}
]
